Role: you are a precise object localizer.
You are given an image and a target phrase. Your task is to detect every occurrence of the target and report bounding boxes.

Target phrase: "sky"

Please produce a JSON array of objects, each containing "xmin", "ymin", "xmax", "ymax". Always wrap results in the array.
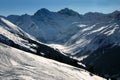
[{"xmin": 0, "ymin": 0, "xmax": 120, "ymax": 16}]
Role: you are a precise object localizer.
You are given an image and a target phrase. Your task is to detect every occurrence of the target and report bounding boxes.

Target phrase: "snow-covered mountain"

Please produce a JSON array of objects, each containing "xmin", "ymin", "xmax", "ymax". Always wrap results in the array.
[
  {"xmin": 0, "ymin": 17, "xmax": 105, "ymax": 80},
  {"xmin": 63, "ymin": 10, "xmax": 120, "ymax": 79},
  {"xmin": 0, "ymin": 17, "xmax": 82, "ymax": 68},
  {"xmin": 64, "ymin": 11, "xmax": 120, "ymax": 57},
  {"xmin": 7, "ymin": 9, "xmax": 120, "ymax": 57},
  {"xmin": 7, "ymin": 8, "xmax": 82, "ymax": 43},
  {"xmin": 3, "ymin": 8, "xmax": 120, "ymax": 79},
  {"xmin": 66, "ymin": 11, "xmax": 120, "ymax": 56}
]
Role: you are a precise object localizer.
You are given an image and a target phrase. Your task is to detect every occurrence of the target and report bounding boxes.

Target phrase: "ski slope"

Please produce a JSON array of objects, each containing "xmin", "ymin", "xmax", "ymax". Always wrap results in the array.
[{"xmin": 0, "ymin": 43, "xmax": 105, "ymax": 80}]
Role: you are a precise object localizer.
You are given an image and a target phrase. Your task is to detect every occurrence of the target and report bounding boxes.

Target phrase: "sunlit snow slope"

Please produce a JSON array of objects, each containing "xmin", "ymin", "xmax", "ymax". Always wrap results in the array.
[
  {"xmin": 0, "ymin": 43, "xmax": 105, "ymax": 80},
  {"xmin": 0, "ymin": 17, "xmax": 39, "ymax": 53}
]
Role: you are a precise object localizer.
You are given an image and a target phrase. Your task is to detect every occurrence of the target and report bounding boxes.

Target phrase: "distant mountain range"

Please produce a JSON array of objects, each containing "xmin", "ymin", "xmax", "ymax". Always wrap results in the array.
[{"xmin": 0, "ymin": 8, "xmax": 120, "ymax": 79}]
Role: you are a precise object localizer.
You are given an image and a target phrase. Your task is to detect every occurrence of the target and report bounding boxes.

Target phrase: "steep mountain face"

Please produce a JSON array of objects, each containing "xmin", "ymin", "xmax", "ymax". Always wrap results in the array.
[
  {"xmin": 7, "ymin": 8, "xmax": 82, "ymax": 43},
  {"xmin": 7, "ymin": 14, "xmax": 46, "ymax": 42},
  {"xmin": 65, "ymin": 12, "xmax": 120, "ymax": 56}
]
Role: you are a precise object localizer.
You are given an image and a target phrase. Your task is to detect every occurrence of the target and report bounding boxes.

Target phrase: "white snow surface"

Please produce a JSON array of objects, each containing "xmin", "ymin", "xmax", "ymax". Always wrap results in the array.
[
  {"xmin": 0, "ymin": 17, "xmax": 38, "ymax": 52},
  {"xmin": 0, "ymin": 43, "xmax": 105, "ymax": 80},
  {"xmin": 0, "ymin": 17, "xmax": 36, "ymax": 40}
]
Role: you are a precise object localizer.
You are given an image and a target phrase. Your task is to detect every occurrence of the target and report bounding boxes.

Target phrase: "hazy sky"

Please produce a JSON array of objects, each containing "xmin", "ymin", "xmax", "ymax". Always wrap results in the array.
[{"xmin": 0, "ymin": 0, "xmax": 120, "ymax": 16}]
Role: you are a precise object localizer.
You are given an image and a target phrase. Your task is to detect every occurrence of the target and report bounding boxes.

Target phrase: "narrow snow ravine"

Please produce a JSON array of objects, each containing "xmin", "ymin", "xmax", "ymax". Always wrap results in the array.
[{"xmin": 0, "ymin": 43, "xmax": 105, "ymax": 80}]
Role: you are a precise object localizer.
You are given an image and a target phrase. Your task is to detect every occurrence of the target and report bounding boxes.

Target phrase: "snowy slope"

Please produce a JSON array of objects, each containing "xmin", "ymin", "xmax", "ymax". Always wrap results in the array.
[
  {"xmin": 0, "ymin": 43, "xmax": 105, "ymax": 80},
  {"xmin": 64, "ymin": 11, "xmax": 120, "ymax": 57},
  {"xmin": 0, "ymin": 17, "xmax": 38, "ymax": 53}
]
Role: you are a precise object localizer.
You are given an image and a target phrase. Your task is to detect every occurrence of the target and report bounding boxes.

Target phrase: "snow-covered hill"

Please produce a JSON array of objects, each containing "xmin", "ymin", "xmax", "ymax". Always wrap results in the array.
[{"xmin": 0, "ymin": 43, "xmax": 105, "ymax": 80}]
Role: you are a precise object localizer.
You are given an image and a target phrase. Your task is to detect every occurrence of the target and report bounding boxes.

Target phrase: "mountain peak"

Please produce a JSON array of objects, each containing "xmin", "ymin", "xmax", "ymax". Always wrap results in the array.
[
  {"xmin": 84, "ymin": 12, "xmax": 104, "ymax": 16},
  {"xmin": 58, "ymin": 8, "xmax": 80, "ymax": 16},
  {"xmin": 106, "ymin": 10, "xmax": 120, "ymax": 19},
  {"xmin": 34, "ymin": 8, "xmax": 51, "ymax": 16},
  {"xmin": 112, "ymin": 10, "xmax": 120, "ymax": 14},
  {"xmin": 110, "ymin": 10, "xmax": 120, "ymax": 16},
  {"xmin": 21, "ymin": 13, "xmax": 31, "ymax": 18},
  {"xmin": 111, "ymin": 10, "xmax": 120, "ymax": 20},
  {"xmin": 40, "ymin": 8, "xmax": 50, "ymax": 12}
]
